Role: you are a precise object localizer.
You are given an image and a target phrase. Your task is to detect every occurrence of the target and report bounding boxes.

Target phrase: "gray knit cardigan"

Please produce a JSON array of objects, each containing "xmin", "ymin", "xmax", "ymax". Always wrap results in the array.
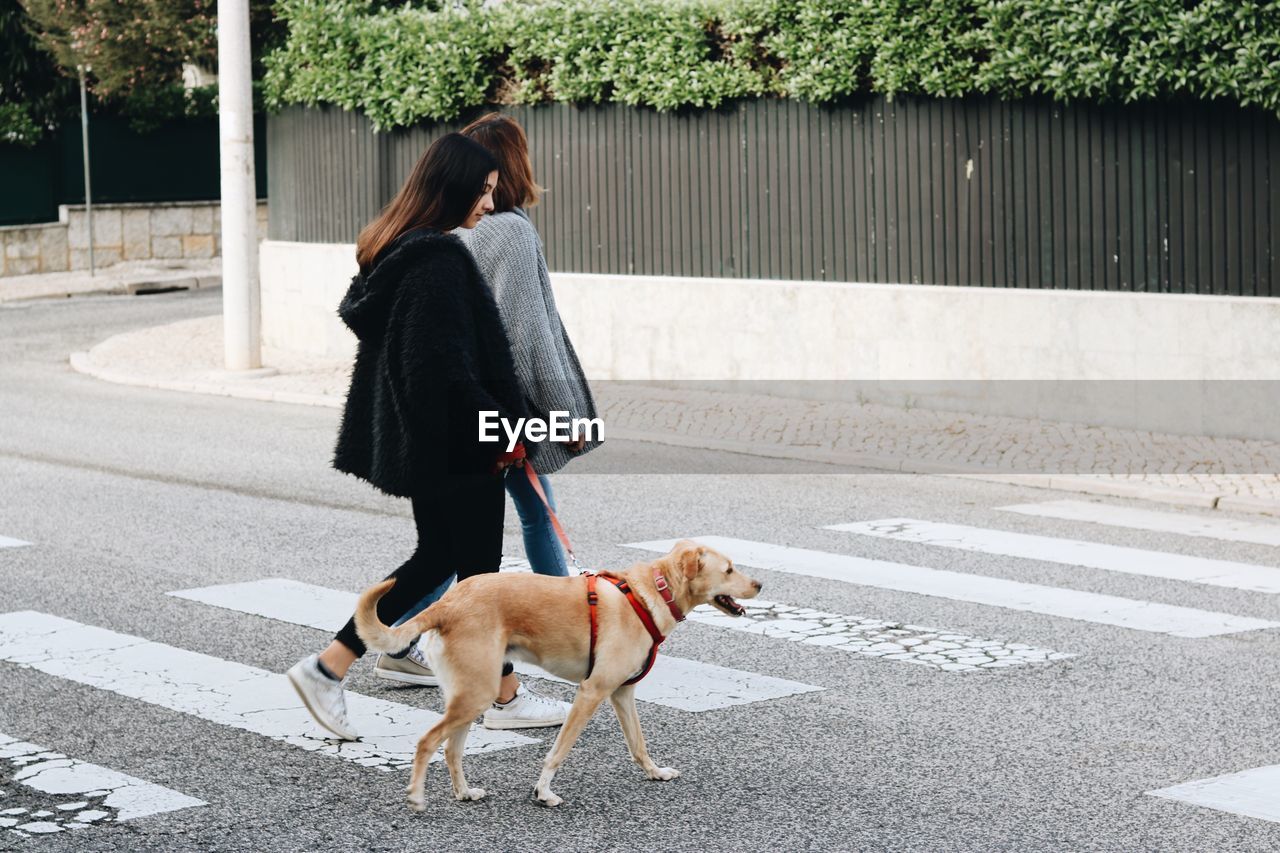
[{"xmin": 457, "ymin": 208, "xmax": 600, "ymax": 474}]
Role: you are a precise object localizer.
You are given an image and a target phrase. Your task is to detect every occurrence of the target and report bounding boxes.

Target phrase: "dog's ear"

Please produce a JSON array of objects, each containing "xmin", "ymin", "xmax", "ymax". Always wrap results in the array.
[{"xmin": 678, "ymin": 544, "xmax": 704, "ymax": 580}]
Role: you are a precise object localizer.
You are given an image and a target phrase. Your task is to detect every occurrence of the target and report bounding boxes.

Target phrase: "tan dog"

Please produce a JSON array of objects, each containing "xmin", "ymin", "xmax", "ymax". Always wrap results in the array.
[{"xmin": 354, "ymin": 539, "xmax": 762, "ymax": 809}]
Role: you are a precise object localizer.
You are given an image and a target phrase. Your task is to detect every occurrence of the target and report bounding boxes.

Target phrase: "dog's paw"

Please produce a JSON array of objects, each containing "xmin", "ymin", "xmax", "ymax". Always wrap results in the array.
[
  {"xmin": 647, "ymin": 766, "xmax": 681, "ymax": 782},
  {"xmin": 533, "ymin": 787, "xmax": 563, "ymax": 808},
  {"xmin": 455, "ymin": 786, "xmax": 486, "ymax": 802},
  {"xmin": 406, "ymin": 796, "xmax": 427, "ymax": 813}
]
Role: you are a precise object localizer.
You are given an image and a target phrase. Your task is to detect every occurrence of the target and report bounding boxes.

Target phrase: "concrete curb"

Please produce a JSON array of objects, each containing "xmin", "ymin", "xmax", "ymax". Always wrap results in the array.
[
  {"xmin": 69, "ymin": 350, "xmax": 1280, "ymax": 519},
  {"xmin": 69, "ymin": 351, "xmax": 341, "ymax": 408},
  {"xmin": 5, "ymin": 274, "xmax": 220, "ymax": 303}
]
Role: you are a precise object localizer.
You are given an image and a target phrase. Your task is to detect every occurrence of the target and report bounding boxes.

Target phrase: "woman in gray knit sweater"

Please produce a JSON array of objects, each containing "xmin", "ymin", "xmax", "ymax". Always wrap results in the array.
[
  {"xmin": 458, "ymin": 113, "xmax": 601, "ymax": 563},
  {"xmin": 372, "ymin": 114, "xmax": 601, "ymax": 698}
]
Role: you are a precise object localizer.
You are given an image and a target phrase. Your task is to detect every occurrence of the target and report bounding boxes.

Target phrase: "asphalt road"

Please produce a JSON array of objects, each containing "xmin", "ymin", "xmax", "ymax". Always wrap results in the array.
[{"xmin": 1, "ymin": 289, "xmax": 1278, "ymax": 852}]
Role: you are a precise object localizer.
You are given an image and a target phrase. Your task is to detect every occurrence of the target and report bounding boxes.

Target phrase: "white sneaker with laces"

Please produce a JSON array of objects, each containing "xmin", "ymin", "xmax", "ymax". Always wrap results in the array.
[
  {"xmin": 374, "ymin": 642, "xmax": 440, "ymax": 687},
  {"xmin": 482, "ymin": 683, "xmax": 571, "ymax": 730},
  {"xmin": 286, "ymin": 654, "xmax": 360, "ymax": 741}
]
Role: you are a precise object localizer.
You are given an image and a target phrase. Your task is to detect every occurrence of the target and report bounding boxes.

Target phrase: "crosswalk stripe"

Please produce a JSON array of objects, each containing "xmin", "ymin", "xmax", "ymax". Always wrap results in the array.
[
  {"xmin": 999, "ymin": 499, "xmax": 1280, "ymax": 548},
  {"xmin": 1147, "ymin": 765, "xmax": 1280, "ymax": 824},
  {"xmin": 482, "ymin": 562, "xmax": 1072, "ymax": 673},
  {"xmin": 685, "ymin": 599, "xmax": 1074, "ymax": 672},
  {"xmin": 623, "ymin": 537, "xmax": 1280, "ymax": 638},
  {"xmin": 168, "ymin": 578, "xmax": 825, "ymax": 712},
  {"xmin": 825, "ymin": 518, "xmax": 1280, "ymax": 594},
  {"xmin": 0, "ymin": 731, "xmax": 204, "ymax": 837},
  {"xmin": 0, "ymin": 611, "xmax": 536, "ymax": 772},
  {"xmin": 0, "ymin": 535, "xmax": 30, "ymax": 548}
]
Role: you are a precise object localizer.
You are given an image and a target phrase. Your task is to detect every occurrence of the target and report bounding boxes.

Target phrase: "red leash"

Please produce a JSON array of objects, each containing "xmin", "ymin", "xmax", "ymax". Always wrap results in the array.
[{"xmin": 522, "ymin": 462, "xmax": 585, "ymax": 573}]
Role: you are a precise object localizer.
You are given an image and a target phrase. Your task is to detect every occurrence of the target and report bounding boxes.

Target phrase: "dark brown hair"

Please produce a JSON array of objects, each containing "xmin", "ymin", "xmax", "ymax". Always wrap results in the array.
[
  {"xmin": 459, "ymin": 112, "xmax": 543, "ymax": 213},
  {"xmin": 355, "ymin": 133, "xmax": 498, "ymax": 269}
]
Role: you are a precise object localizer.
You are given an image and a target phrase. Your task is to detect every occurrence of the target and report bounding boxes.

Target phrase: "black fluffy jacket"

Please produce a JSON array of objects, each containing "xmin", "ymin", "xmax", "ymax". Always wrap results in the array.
[{"xmin": 332, "ymin": 227, "xmax": 527, "ymax": 497}]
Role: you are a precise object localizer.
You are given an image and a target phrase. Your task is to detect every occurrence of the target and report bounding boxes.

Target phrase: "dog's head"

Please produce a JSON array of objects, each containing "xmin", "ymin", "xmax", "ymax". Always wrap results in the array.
[{"xmin": 670, "ymin": 539, "xmax": 761, "ymax": 617}]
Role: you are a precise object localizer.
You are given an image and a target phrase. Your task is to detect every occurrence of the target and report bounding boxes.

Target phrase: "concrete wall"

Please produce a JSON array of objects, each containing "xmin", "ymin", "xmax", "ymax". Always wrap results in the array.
[
  {"xmin": 260, "ymin": 240, "xmax": 360, "ymax": 360},
  {"xmin": 0, "ymin": 201, "xmax": 269, "ymax": 276},
  {"xmin": 258, "ymin": 239, "xmax": 1280, "ymax": 439}
]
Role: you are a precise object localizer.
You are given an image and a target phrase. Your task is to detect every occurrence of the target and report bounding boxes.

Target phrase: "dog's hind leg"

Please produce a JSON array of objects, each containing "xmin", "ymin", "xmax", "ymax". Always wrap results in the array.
[
  {"xmin": 403, "ymin": 694, "xmax": 491, "ymax": 812},
  {"xmin": 405, "ymin": 720, "xmax": 450, "ymax": 812},
  {"xmin": 533, "ymin": 683, "xmax": 610, "ymax": 807},
  {"xmin": 444, "ymin": 723, "xmax": 486, "ymax": 801},
  {"xmin": 609, "ymin": 683, "xmax": 680, "ymax": 781}
]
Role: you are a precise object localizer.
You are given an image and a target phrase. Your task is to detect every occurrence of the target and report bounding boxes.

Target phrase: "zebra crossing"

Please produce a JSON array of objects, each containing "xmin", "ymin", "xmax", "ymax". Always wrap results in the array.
[
  {"xmin": 1147, "ymin": 765, "xmax": 1280, "ymax": 824},
  {"xmin": 0, "ymin": 733, "xmax": 204, "ymax": 835},
  {"xmin": 625, "ymin": 537, "xmax": 1277, "ymax": 638},
  {"xmin": 999, "ymin": 499, "xmax": 1280, "ymax": 547},
  {"xmin": 824, "ymin": 518, "xmax": 1280, "ymax": 593},
  {"xmin": 166, "ymin": 576, "xmax": 825, "ymax": 713},
  {"xmin": 0, "ymin": 611, "xmax": 538, "ymax": 773},
  {"xmin": 2, "ymin": 495, "xmax": 1280, "ymax": 839}
]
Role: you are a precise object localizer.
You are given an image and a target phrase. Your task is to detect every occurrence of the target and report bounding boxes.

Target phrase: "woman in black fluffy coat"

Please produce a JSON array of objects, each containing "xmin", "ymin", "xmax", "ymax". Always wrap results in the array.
[{"xmin": 287, "ymin": 133, "xmax": 570, "ymax": 740}]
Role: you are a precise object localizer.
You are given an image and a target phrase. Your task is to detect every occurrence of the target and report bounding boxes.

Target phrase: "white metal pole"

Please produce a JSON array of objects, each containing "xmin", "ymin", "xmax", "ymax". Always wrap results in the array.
[
  {"xmin": 78, "ymin": 64, "xmax": 94, "ymax": 277},
  {"xmin": 217, "ymin": 0, "xmax": 261, "ymax": 370}
]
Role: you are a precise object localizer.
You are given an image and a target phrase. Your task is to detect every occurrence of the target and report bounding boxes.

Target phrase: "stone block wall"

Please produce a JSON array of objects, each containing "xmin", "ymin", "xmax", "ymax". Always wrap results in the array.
[{"xmin": 0, "ymin": 201, "xmax": 268, "ymax": 276}]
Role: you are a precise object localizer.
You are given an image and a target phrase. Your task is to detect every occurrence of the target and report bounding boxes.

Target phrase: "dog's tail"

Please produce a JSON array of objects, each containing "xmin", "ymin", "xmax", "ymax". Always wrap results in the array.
[{"xmin": 354, "ymin": 579, "xmax": 430, "ymax": 654}]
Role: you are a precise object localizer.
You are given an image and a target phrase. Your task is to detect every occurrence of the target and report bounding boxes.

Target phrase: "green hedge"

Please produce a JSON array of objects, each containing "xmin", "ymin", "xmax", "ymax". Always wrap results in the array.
[{"xmin": 263, "ymin": 0, "xmax": 1280, "ymax": 130}]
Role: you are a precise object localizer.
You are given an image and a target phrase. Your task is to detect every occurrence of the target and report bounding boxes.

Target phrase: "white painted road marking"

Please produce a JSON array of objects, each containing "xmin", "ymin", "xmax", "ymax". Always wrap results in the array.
[
  {"xmin": 505, "ymin": 559, "xmax": 1072, "ymax": 671},
  {"xmin": 171, "ymin": 577, "xmax": 355, "ymax": 632},
  {"xmin": 685, "ymin": 599, "xmax": 1074, "ymax": 672},
  {"xmin": 999, "ymin": 499, "xmax": 1280, "ymax": 548},
  {"xmin": 1148, "ymin": 764, "xmax": 1280, "ymax": 824},
  {"xmin": 825, "ymin": 518, "xmax": 1280, "ymax": 594},
  {"xmin": 0, "ymin": 611, "xmax": 536, "ymax": 772},
  {"xmin": 0, "ymin": 535, "xmax": 30, "ymax": 548},
  {"xmin": 0, "ymin": 731, "xmax": 204, "ymax": 836},
  {"xmin": 512, "ymin": 656, "xmax": 822, "ymax": 712},
  {"xmin": 169, "ymin": 578, "xmax": 825, "ymax": 711},
  {"xmin": 623, "ymin": 538, "xmax": 1280, "ymax": 638}
]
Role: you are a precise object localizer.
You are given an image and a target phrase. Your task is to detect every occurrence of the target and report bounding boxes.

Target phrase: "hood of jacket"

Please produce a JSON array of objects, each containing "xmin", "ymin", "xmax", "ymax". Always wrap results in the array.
[{"xmin": 338, "ymin": 227, "xmax": 468, "ymax": 342}]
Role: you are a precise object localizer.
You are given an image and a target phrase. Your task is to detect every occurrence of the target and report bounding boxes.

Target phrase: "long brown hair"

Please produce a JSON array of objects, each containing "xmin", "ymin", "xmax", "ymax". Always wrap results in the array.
[
  {"xmin": 459, "ymin": 112, "xmax": 543, "ymax": 213},
  {"xmin": 355, "ymin": 133, "xmax": 498, "ymax": 269}
]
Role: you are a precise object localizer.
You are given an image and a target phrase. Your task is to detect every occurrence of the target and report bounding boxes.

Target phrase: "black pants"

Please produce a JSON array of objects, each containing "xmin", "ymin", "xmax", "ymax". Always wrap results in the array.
[{"xmin": 334, "ymin": 474, "xmax": 505, "ymax": 657}]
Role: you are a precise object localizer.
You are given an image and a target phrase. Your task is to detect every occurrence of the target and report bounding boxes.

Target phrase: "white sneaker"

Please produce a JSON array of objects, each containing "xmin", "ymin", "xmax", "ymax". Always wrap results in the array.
[
  {"xmin": 374, "ymin": 643, "xmax": 440, "ymax": 687},
  {"xmin": 286, "ymin": 654, "xmax": 360, "ymax": 741},
  {"xmin": 482, "ymin": 684, "xmax": 570, "ymax": 730}
]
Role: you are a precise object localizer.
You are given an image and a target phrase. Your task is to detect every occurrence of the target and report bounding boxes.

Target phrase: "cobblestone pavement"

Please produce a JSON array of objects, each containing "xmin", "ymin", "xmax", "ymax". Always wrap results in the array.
[
  {"xmin": 0, "ymin": 260, "xmax": 220, "ymax": 302},
  {"xmin": 69, "ymin": 314, "xmax": 1280, "ymax": 515}
]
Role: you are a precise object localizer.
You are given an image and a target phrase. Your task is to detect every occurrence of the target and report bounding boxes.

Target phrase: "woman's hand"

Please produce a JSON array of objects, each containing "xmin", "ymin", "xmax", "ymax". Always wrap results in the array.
[
  {"xmin": 561, "ymin": 436, "xmax": 586, "ymax": 453},
  {"xmin": 493, "ymin": 443, "xmax": 527, "ymax": 473}
]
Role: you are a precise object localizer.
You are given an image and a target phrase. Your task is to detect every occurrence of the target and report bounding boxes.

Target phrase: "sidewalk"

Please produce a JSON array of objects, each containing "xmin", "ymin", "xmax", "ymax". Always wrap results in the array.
[
  {"xmin": 70, "ymin": 314, "xmax": 1280, "ymax": 517},
  {"xmin": 0, "ymin": 260, "xmax": 220, "ymax": 302}
]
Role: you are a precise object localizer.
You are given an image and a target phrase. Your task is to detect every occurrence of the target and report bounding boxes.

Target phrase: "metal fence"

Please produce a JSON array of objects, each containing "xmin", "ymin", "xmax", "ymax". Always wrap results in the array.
[
  {"xmin": 268, "ymin": 98, "xmax": 1280, "ymax": 296},
  {"xmin": 0, "ymin": 114, "xmax": 267, "ymax": 227}
]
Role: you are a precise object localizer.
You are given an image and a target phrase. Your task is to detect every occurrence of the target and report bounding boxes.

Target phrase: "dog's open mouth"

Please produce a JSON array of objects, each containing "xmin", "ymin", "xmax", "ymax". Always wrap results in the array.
[{"xmin": 712, "ymin": 594, "xmax": 746, "ymax": 616}]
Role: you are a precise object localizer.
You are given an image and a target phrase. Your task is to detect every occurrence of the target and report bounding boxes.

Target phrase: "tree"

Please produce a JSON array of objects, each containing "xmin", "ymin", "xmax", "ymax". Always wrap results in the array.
[
  {"xmin": 12, "ymin": 0, "xmax": 285, "ymax": 132},
  {"xmin": 0, "ymin": 0, "xmax": 73, "ymax": 144},
  {"xmin": 20, "ymin": 0, "xmax": 219, "ymax": 97}
]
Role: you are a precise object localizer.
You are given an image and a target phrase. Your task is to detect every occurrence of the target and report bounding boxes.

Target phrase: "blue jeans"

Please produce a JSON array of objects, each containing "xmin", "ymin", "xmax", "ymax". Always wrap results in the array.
[
  {"xmin": 505, "ymin": 467, "xmax": 571, "ymax": 578},
  {"xmin": 392, "ymin": 467, "xmax": 569, "ymax": 627}
]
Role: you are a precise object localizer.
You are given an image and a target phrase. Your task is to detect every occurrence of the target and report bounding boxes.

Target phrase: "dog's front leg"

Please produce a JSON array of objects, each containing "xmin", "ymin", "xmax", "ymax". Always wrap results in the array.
[
  {"xmin": 533, "ymin": 684, "xmax": 608, "ymax": 807},
  {"xmin": 609, "ymin": 683, "xmax": 680, "ymax": 781}
]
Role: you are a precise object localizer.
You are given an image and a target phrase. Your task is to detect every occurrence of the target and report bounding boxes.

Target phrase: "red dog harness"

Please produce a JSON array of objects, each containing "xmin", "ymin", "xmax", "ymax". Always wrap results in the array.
[
  {"xmin": 520, "ymin": 464, "xmax": 686, "ymax": 685},
  {"xmin": 584, "ymin": 568, "xmax": 685, "ymax": 685}
]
